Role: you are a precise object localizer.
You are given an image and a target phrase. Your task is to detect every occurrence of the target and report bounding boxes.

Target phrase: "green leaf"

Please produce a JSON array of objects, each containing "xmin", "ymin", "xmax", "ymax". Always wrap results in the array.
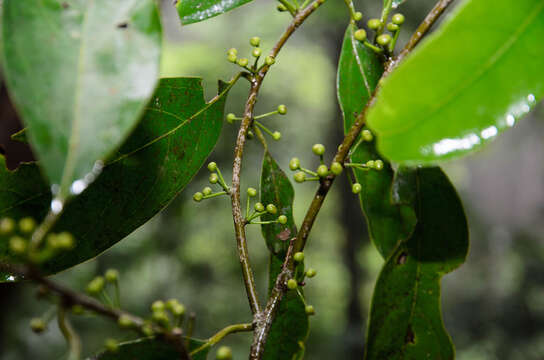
[
  {"xmin": 2, "ymin": 0, "xmax": 162, "ymax": 199},
  {"xmin": 0, "ymin": 78, "xmax": 231, "ymax": 281},
  {"xmin": 91, "ymin": 337, "xmax": 209, "ymax": 360},
  {"xmin": 260, "ymin": 152, "xmax": 308, "ymax": 359},
  {"xmin": 176, "ymin": 0, "xmax": 253, "ymax": 25},
  {"xmin": 364, "ymin": 167, "xmax": 469, "ymax": 360},
  {"xmin": 367, "ymin": 0, "xmax": 544, "ymax": 164}
]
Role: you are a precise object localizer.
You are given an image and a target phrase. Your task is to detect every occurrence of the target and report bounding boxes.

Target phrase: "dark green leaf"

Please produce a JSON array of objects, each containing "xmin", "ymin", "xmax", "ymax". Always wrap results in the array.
[
  {"xmin": 2, "ymin": 0, "xmax": 162, "ymax": 199},
  {"xmin": 176, "ymin": 0, "xmax": 253, "ymax": 25},
  {"xmin": 260, "ymin": 152, "xmax": 308, "ymax": 359},
  {"xmin": 367, "ymin": 0, "xmax": 544, "ymax": 164},
  {"xmin": 364, "ymin": 167, "xmax": 469, "ymax": 360},
  {"xmin": 0, "ymin": 78, "xmax": 230, "ymax": 281},
  {"xmin": 91, "ymin": 337, "xmax": 208, "ymax": 360}
]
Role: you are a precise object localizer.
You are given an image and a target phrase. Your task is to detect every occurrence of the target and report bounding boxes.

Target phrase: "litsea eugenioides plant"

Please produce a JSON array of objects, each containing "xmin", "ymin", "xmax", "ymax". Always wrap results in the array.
[{"xmin": 0, "ymin": 0, "xmax": 542, "ymax": 358}]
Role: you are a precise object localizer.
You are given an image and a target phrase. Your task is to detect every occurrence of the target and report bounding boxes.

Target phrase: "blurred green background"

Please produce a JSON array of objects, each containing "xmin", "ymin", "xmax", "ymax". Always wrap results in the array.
[{"xmin": 1, "ymin": 0, "xmax": 544, "ymax": 359}]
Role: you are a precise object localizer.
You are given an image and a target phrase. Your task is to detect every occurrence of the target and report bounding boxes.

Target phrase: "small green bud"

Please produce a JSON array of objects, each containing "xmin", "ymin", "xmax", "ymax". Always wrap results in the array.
[
  {"xmin": 247, "ymin": 187, "xmax": 258, "ymax": 197},
  {"xmin": 152, "ymin": 311, "xmax": 169, "ymax": 325},
  {"xmin": 353, "ymin": 11, "xmax": 363, "ymax": 21},
  {"xmin": 166, "ymin": 299, "xmax": 180, "ymax": 310},
  {"xmin": 367, "ymin": 18, "xmax": 381, "ymax": 30},
  {"xmin": 151, "ymin": 300, "xmax": 165, "ymax": 313},
  {"xmin": 293, "ymin": 252, "xmax": 304, "ymax": 262},
  {"xmin": 287, "ymin": 278, "xmax": 298, "ymax": 290},
  {"xmin": 54, "ymin": 232, "xmax": 74, "ymax": 250},
  {"xmin": 354, "ymin": 29, "xmax": 367, "ymax": 42},
  {"xmin": 294, "ymin": 172, "xmax": 306, "ymax": 183},
  {"xmin": 141, "ymin": 323, "xmax": 153, "ymax": 336},
  {"xmin": 352, "ymin": 183, "xmax": 362, "ymax": 194},
  {"xmin": 289, "ymin": 158, "xmax": 300, "ymax": 171},
  {"xmin": 202, "ymin": 187, "xmax": 213, "ymax": 196},
  {"xmin": 266, "ymin": 204, "xmax": 278, "ymax": 215},
  {"xmin": 366, "ymin": 160, "xmax": 375, "ymax": 168},
  {"xmin": 227, "ymin": 53, "xmax": 237, "ymax": 63},
  {"xmin": 277, "ymin": 104, "xmax": 287, "ymax": 115},
  {"xmin": 227, "ymin": 48, "xmax": 238, "ymax": 56},
  {"xmin": 9, "ymin": 236, "xmax": 27, "ymax": 255},
  {"xmin": 377, "ymin": 34, "xmax": 392, "ymax": 46},
  {"xmin": 254, "ymin": 202, "xmax": 265, "ymax": 212},
  {"xmin": 272, "ymin": 131, "xmax": 281, "ymax": 141},
  {"xmin": 118, "ymin": 314, "xmax": 134, "ymax": 328},
  {"xmin": 30, "ymin": 318, "xmax": 46, "ymax": 333},
  {"xmin": 208, "ymin": 162, "xmax": 218, "ymax": 172},
  {"xmin": 209, "ymin": 173, "xmax": 219, "ymax": 184},
  {"xmin": 237, "ymin": 58, "xmax": 249, "ymax": 67},
  {"xmin": 312, "ymin": 144, "xmax": 325, "ymax": 156},
  {"xmin": 246, "ymin": 130, "xmax": 254, "ymax": 139},
  {"xmin": 0, "ymin": 217, "xmax": 15, "ymax": 235},
  {"xmin": 171, "ymin": 303, "xmax": 186, "ymax": 317},
  {"xmin": 216, "ymin": 346, "xmax": 233, "ymax": 360},
  {"xmin": 265, "ymin": 56, "xmax": 275, "ymax": 66},
  {"xmin": 250, "ymin": 36, "xmax": 261, "ymax": 47},
  {"xmin": 387, "ymin": 22, "xmax": 399, "ymax": 32},
  {"xmin": 193, "ymin": 192, "xmax": 204, "ymax": 202},
  {"xmin": 105, "ymin": 338, "xmax": 119, "ymax": 353},
  {"xmin": 317, "ymin": 165, "xmax": 329, "ymax": 178},
  {"xmin": 362, "ymin": 129, "xmax": 373, "ymax": 142},
  {"xmin": 374, "ymin": 159, "xmax": 384, "ymax": 170},
  {"xmin": 19, "ymin": 217, "xmax": 36, "ymax": 234},
  {"xmin": 305, "ymin": 305, "xmax": 315, "ymax": 315},
  {"xmin": 252, "ymin": 48, "xmax": 262, "ymax": 58},
  {"xmin": 72, "ymin": 305, "xmax": 84, "ymax": 315},
  {"xmin": 392, "ymin": 13, "xmax": 405, "ymax": 25},
  {"xmin": 277, "ymin": 215, "xmax": 288, "ymax": 225},
  {"xmin": 306, "ymin": 268, "xmax": 317, "ymax": 278},
  {"xmin": 330, "ymin": 162, "xmax": 343, "ymax": 175},
  {"xmin": 226, "ymin": 113, "xmax": 237, "ymax": 123},
  {"xmin": 277, "ymin": 3, "xmax": 287, "ymax": 11},
  {"xmin": 105, "ymin": 269, "xmax": 119, "ymax": 283},
  {"xmin": 86, "ymin": 276, "xmax": 105, "ymax": 295}
]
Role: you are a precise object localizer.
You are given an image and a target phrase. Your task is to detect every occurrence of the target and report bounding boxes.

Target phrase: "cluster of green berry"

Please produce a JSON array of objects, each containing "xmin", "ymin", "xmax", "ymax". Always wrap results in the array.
[
  {"xmin": 1, "ymin": 217, "xmax": 75, "ymax": 264},
  {"xmin": 86, "ymin": 268, "xmax": 121, "ymax": 309},
  {"xmin": 227, "ymin": 36, "xmax": 275, "ymax": 74},
  {"xmin": 193, "ymin": 162, "xmax": 231, "ymax": 202},
  {"xmin": 351, "ymin": 10, "xmax": 406, "ymax": 54},
  {"xmin": 285, "ymin": 251, "xmax": 317, "ymax": 315},
  {"xmin": 245, "ymin": 187, "xmax": 288, "ymax": 226},
  {"xmin": 289, "ymin": 144, "xmax": 344, "ymax": 183},
  {"xmin": 226, "ymin": 104, "xmax": 286, "ymax": 141}
]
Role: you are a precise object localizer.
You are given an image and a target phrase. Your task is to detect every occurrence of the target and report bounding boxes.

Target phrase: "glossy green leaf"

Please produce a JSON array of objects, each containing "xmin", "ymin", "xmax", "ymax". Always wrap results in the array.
[
  {"xmin": 0, "ymin": 78, "xmax": 230, "ymax": 281},
  {"xmin": 364, "ymin": 167, "xmax": 469, "ymax": 360},
  {"xmin": 2, "ymin": 0, "xmax": 162, "ymax": 199},
  {"xmin": 260, "ymin": 152, "xmax": 308, "ymax": 359},
  {"xmin": 176, "ymin": 0, "xmax": 253, "ymax": 25},
  {"xmin": 91, "ymin": 337, "xmax": 208, "ymax": 360},
  {"xmin": 367, "ymin": 0, "xmax": 544, "ymax": 164}
]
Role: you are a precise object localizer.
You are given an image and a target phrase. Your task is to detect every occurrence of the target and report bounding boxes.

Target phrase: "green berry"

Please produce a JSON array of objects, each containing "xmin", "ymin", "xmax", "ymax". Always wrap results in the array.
[
  {"xmin": 277, "ymin": 3, "xmax": 287, "ymax": 11},
  {"xmin": 118, "ymin": 314, "xmax": 134, "ymax": 328},
  {"xmin": 203, "ymin": 187, "xmax": 213, "ymax": 196},
  {"xmin": 277, "ymin": 104, "xmax": 287, "ymax": 115},
  {"xmin": 152, "ymin": 311, "xmax": 169, "ymax": 325},
  {"xmin": 166, "ymin": 299, "xmax": 180, "ymax": 310},
  {"xmin": 247, "ymin": 187, "xmax": 258, "ymax": 197},
  {"xmin": 353, "ymin": 11, "xmax": 363, "ymax": 21},
  {"xmin": 9, "ymin": 236, "xmax": 27, "ymax": 255},
  {"xmin": 377, "ymin": 34, "xmax": 392, "ymax": 46},
  {"xmin": 306, "ymin": 268, "xmax": 317, "ymax": 278},
  {"xmin": 0, "ymin": 217, "xmax": 15, "ymax": 235},
  {"xmin": 193, "ymin": 192, "xmax": 204, "ymax": 202},
  {"xmin": 287, "ymin": 278, "xmax": 298, "ymax": 290},
  {"xmin": 366, "ymin": 160, "xmax": 375, "ymax": 168},
  {"xmin": 208, "ymin": 162, "xmax": 217, "ymax": 172},
  {"xmin": 252, "ymin": 48, "xmax": 262, "ymax": 58},
  {"xmin": 227, "ymin": 48, "xmax": 238, "ymax": 56},
  {"xmin": 55, "ymin": 232, "xmax": 74, "ymax": 250},
  {"xmin": 330, "ymin": 162, "xmax": 343, "ymax": 175},
  {"xmin": 289, "ymin": 158, "xmax": 300, "ymax": 171},
  {"xmin": 216, "ymin": 346, "xmax": 233, "ymax": 360},
  {"xmin": 278, "ymin": 215, "xmax": 288, "ymax": 224},
  {"xmin": 226, "ymin": 113, "xmax": 237, "ymax": 123},
  {"xmin": 19, "ymin": 217, "xmax": 36, "ymax": 234},
  {"xmin": 265, "ymin": 56, "xmax": 275, "ymax": 66},
  {"xmin": 352, "ymin": 183, "xmax": 362, "ymax": 194},
  {"xmin": 367, "ymin": 18, "xmax": 381, "ymax": 30},
  {"xmin": 250, "ymin": 36, "xmax": 261, "ymax": 47},
  {"xmin": 86, "ymin": 276, "xmax": 105, "ymax": 295},
  {"xmin": 237, "ymin": 58, "xmax": 249, "ymax": 67},
  {"xmin": 209, "ymin": 173, "xmax": 219, "ymax": 184},
  {"xmin": 392, "ymin": 13, "xmax": 405, "ymax": 25},
  {"xmin": 374, "ymin": 159, "xmax": 384, "ymax": 170},
  {"xmin": 141, "ymin": 323, "xmax": 153, "ymax": 336},
  {"xmin": 30, "ymin": 318, "xmax": 46, "ymax": 333},
  {"xmin": 171, "ymin": 303, "xmax": 186, "ymax": 316},
  {"xmin": 362, "ymin": 129, "xmax": 373, "ymax": 142},
  {"xmin": 272, "ymin": 131, "xmax": 281, "ymax": 141},
  {"xmin": 227, "ymin": 53, "xmax": 237, "ymax": 63},
  {"xmin": 293, "ymin": 252, "xmax": 304, "ymax": 262},
  {"xmin": 105, "ymin": 338, "xmax": 119, "ymax": 353},
  {"xmin": 317, "ymin": 165, "xmax": 329, "ymax": 177},
  {"xmin": 354, "ymin": 29, "xmax": 367, "ymax": 42},
  {"xmin": 294, "ymin": 172, "xmax": 306, "ymax": 183},
  {"xmin": 254, "ymin": 202, "xmax": 265, "ymax": 212},
  {"xmin": 105, "ymin": 269, "xmax": 119, "ymax": 283},
  {"xmin": 387, "ymin": 22, "xmax": 399, "ymax": 32},
  {"xmin": 151, "ymin": 300, "xmax": 165, "ymax": 313},
  {"xmin": 305, "ymin": 305, "xmax": 315, "ymax": 315},
  {"xmin": 312, "ymin": 144, "xmax": 325, "ymax": 156},
  {"xmin": 266, "ymin": 204, "xmax": 278, "ymax": 215}
]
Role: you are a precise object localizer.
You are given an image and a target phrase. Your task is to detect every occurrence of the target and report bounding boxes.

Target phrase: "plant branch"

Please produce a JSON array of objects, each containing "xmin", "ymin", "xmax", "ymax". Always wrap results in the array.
[
  {"xmin": 189, "ymin": 323, "xmax": 253, "ymax": 356},
  {"xmin": 57, "ymin": 303, "xmax": 82, "ymax": 360}
]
